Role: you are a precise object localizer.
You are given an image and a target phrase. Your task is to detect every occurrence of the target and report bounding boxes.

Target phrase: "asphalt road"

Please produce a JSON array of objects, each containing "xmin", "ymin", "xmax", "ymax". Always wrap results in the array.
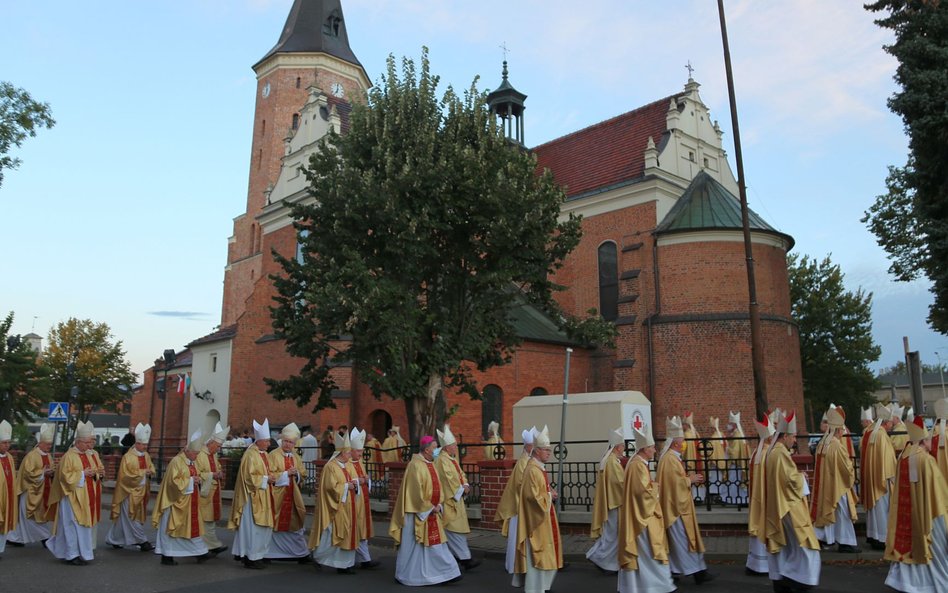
[{"xmin": 2, "ymin": 525, "xmax": 894, "ymax": 593}]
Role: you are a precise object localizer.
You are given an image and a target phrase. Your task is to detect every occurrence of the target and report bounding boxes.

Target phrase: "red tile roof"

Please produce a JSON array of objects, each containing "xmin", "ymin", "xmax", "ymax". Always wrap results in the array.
[{"xmin": 533, "ymin": 94, "xmax": 675, "ymax": 198}]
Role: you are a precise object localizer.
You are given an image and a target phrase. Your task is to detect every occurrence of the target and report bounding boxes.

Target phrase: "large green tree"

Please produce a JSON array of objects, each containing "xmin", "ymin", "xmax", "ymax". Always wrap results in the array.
[
  {"xmin": 862, "ymin": 1, "xmax": 948, "ymax": 333},
  {"xmin": 0, "ymin": 312, "xmax": 49, "ymax": 423},
  {"xmin": 44, "ymin": 318, "xmax": 137, "ymax": 443},
  {"xmin": 0, "ymin": 81, "xmax": 55, "ymax": 188},
  {"xmin": 268, "ymin": 51, "xmax": 613, "ymax": 443},
  {"xmin": 789, "ymin": 254, "xmax": 881, "ymax": 431}
]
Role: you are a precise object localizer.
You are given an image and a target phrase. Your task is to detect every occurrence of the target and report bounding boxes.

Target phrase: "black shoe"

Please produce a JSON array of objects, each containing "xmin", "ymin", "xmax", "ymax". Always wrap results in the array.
[
  {"xmin": 41, "ymin": 539, "xmax": 48, "ymax": 549},
  {"xmin": 818, "ymin": 540, "xmax": 832, "ymax": 551},
  {"xmin": 67, "ymin": 557, "xmax": 88, "ymax": 566},
  {"xmin": 196, "ymin": 553, "xmax": 211, "ymax": 564},
  {"xmin": 138, "ymin": 542, "xmax": 154, "ymax": 552},
  {"xmin": 337, "ymin": 567, "xmax": 356, "ymax": 575},
  {"xmin": 447, "ymin": 574, "xmax": 463, "ymax": 583},
  {"xmin": 772, "ymin": 578, "xmax": 793, "ymax": 593},
  {"xmin": 298, "ymin": 556, "xmax": 314, "ymax": 565},
  {"xmin": 209, "ymin": 546, "xmax": 228, "ymax": 555},
  {"xmin": 672, "ymin": 574, "xmax": 681, "ymax": 584},
  {"xmin": 360, "ymin": 560, "xmax": 381, "ymax": 569},
  {"xmin": 161, "ymin": 556, "xmax": 178, "ymax": 566},
  {"xmin": 837, "ymin": 544, "xmax": 861, "ymax": 553},
  {"xmin": 462, "ymin": 557, "xmax": 481, "ymax": 571},
  {"xmin": 243, "ymin": 558, "xmax": 265, "ymax": 570},
  {"xmin": 869, "ymin": 539, "xmax": 886, "ymax": 551},
  {"xmin": 694, "ymin": 570, "xmax": 716, "ymax": 585},
  {"xmin": 110, "ymin": 544, "xmax": 123, "ymax": 550},
  {"xmin": 233, "ymin": 554, "xmax": 246, "ymax": 562},
  {"xmin": 745, "ymin": 567, "xmax": 767, "ymax": 576},
  {"xmin": 7, "ymin": 541, "xmax": 24, "ymax": 547},
  {"xmin": 560, "ymin": 561, "xmax": 570, "ymax": 571}
]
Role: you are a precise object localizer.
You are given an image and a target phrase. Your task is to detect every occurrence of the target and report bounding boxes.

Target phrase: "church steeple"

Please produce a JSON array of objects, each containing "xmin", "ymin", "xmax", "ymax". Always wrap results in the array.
[
  {"xmin": 487, "ymin": 60, "xmax": 528, "ymax": 146},
  {"xmin": 254, "ymin": 0, "xmax": 363, "ymax": 71}
]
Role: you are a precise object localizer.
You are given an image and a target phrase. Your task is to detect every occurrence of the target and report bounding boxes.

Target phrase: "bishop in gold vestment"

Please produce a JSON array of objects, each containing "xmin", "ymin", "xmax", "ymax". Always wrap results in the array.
[
  {"xmin": 435, "ymin": 424, "xmax": 479, "ymax": 570},
  {"xmin": 495, "ymin": 426, "xmax": 536, "ymax": 574},
  {"xmin": 724, "ymin": 411, "xmax": 750, "ymax": 504},
  {"xmin": 764, "ymin": 411, "xmax": 820, "ymax": 591},
  {"xmin": 152, "ymin": 432, "xmax": 209, "ymax": 565},
  {"xmin": 107, "ymin": 422, "xmax": 155, "ymax": 551},
  {"xmin": 228, "ymin": 418, "xmax": 275, "ymax": 569},
  {"xmin": 311, "ymin": 429, "xmax": 358, "ymax": 572},
  {"xmin": 196, "ymin": 422, "xmax": 228, "ymax": 554},
  {"xmin": 514, "ymin": 426, "xmax": 563, "ymax": 593},
  {"xmin": 617, "ymin": 424, "xmax": 675, "ymax": 593},
  {"xmin": 863, "ymin": 404, "xmax": 898, "ymax": 549},
  {"xmin": 0, "ymin": 420, "xmax": 20, "ymax": 557},
  {"xmin": 266, "ymin": 423, "xmax": 308, "ymax": 560},
  {"xmin": 390, "ymin": 435, "xmax": 461, "ymax": 586},
  {"xmin": 7, "ymin": 422, "xmax": 54, "ymax": 546},
  {"xmin": 586, "ymin": 428, "xmax": 625, "ymax": 573},
  {"xmin": 381, "ymin": 426, "xmax": 406, "ymax": 464},
  {"xmin": 932, "ymin": 398, "xmax": 948, "ymax": 488},
  {"xmin": 810, "ymin": 407, "xmax": 859, "ymax": 552},
  {"xmin": 746, "ymin": 413, "xmax": 775, "ymax": 575},
  {"xmin": 46, "ymin": 420, "xmax": 103, "ymax": 565},
  {"xmin": 348, "ymin": 427, "xmax": 380, "ymax": 568}
]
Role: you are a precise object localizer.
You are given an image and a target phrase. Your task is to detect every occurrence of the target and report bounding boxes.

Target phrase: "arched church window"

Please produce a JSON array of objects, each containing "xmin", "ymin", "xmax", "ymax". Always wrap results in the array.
[
  {"xmin": 296, "ymin": 77, "xmax": 301, "ymax": 89},
  {"xmin": 598, "ymin": 241, "xmax": 618, "ymax": 322},
  {"xmin": 530, "ymin": 387, "xmax": 548, "ymax": 396},
  {"xmin": 292, "ymin": 113, "xmax": 300, "ymax": 130},
  {"xmin": 324, "ymin": 13, "xmax": 341, "ymax": 37},
  {"xmin": 481, "ymin": 384, "xmax": 503, "ymax": 437}
]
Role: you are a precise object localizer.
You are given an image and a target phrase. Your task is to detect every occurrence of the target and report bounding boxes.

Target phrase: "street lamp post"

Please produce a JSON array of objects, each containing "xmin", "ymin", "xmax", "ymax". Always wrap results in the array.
[{"xmin": 157, "ymin": 348, "xmax": 176, "ymax": 477}]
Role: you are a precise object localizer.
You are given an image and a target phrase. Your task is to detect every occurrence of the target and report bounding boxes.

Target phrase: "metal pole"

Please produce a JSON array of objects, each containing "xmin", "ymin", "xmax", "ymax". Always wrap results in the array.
[
  {"xmin": 936, "ymin": 352, "xmax": 947, "ymax": 398},
  {"xmin": 557, "ymin": 347, "xmax": 572, "ymax": 511},
  {"xmin": 717, "ymin": 0, "xmax": 768, "ymax": 420}
]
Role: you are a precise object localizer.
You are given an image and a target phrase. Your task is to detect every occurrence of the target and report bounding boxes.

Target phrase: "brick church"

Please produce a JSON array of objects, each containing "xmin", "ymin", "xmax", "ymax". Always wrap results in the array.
[{"xmin": 131, "ymin": 0, "xmax": 804, "ymax": 452}]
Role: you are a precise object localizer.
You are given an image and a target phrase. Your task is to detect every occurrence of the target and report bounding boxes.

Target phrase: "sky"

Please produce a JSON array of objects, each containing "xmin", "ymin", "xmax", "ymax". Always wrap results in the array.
[{"xmin": 2, "ymin": 0, "xmax": 946, "ymax": 381}]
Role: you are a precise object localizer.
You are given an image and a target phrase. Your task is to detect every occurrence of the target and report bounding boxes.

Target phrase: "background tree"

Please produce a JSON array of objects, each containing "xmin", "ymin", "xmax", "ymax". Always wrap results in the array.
[
  {"xmin": 0, "ymin": 81, "xmax": 55, "ymax": 188},
  {"xmin": 877, "ymin": 360, "xmax": 945, "ymax": 376},
  {"xmin": 789, "ymin": 254, "xmax": 881, "ymax": 431},
  {"xmin": 268, "ymin": 51, "xmax": 614, "ymax": 444},
  {"xmin": 44, "ymin": 318, "xmax": 136, "ymax": 443},
  {"xmin": 0, "ymin": 312, "xmax": 49, "ymax": 424},
  {"xmin": 862, "ymin": 1, "xmax": 948, "ymax": 332}
]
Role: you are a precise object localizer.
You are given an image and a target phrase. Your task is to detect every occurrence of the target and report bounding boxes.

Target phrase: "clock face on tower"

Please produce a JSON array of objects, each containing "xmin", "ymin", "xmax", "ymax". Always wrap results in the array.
[
  {"xmin": 331, "ymin": 82, "xmax": 344, "ymax": 98},
  {"xmin": 262, "ymin": 82, "xmax": 271, "ymax": 98}
]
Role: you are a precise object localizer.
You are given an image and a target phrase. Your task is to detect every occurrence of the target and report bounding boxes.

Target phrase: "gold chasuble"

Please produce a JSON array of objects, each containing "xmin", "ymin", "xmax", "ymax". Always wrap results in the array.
[
  {"xmin": 349, "ymin": 459, "xmax": 373, "ymax": 541},
  {"xmin": 861, "ymin": 425, "xmax": 897, "ymax": 512},
  {"xmin": 309, "ymin": 459, "xmax": 356, "ymax": 550},
  {"xmin": 657, "ymin": 451, "xmax": 705, "ymax": 553},
  {"xmin": 810, "ymin": 436, "xmax": 857, "ymax": 528},
  {"xmin": 269, "ymin": 449, "xmax": 306, "ymax": 533},
  {"xmin": 890, "ymin": 420, "xmax": 909, "ymax": 454},
  {"xmin": 0, "ymin": 453, "xmax": 20, "ymax": 535},
  {"xmin": 682, "ymin": 424, "xmax": 703, "ymax": 476},
  {"xmin": 495, "ymin": 452, "xmax": 530, "ymax": 537},
  {"xmin": 47, "ymin": 447, "xmax": 102, "ymax": 528},
  {"xmin": 747, "ymin": 441, "xmax": 770, "ymax": 542},
  {"xmin": 484, "ymin": 435, "xmax": 503, "ymax": 460},
  {"xmin": 151, "ymin": 452, "xmax": 203, "ymax": 539},
  {"xmin": 227, "ymin": 444, "xmax": 275, "ymax": 530},
  {"xmin": 515, "ymin": 459, "xmax": 563, "ymax": 572},
  {"xmin": 111, "ymin": 449, "xmax": 155, "ymax": 523},
  {"xmin": 15, "ymin": 448, "xmax": 51, "ymax": 524},
  {"xmin": 764, "ymin": 442, "xmax": 819, "ymax": 554},
  {"xmin": 381, "ymin": 436, "xmax": 404, "ymax": 463},
  {"xmin": 390, "ymin": 454, "xmax": 446, "ymax": 547},
  {"xmin": 618, "ymin": 456, "xmax": 668, "ymax": 571},
  {"xmin": 726, "ymin": 437, "xmax": 751, "ymax": 485},
  {"xmin": 932, "ymin": 422, "xmax": 948, "ymax": 487},
  {"xmin": 884, "ymin": 444, "xmax": 948, "ymax": 564},
  {"xmin": 590, "ymin": 452, "xmax": 624, "ymax": 539},
  {"xmin": 434, "ymin": 451, "xmax": 470, "ymax": 534},
  {"xmin": 195, "ymin": 447, "xmax": 222, "ymax": 522}
]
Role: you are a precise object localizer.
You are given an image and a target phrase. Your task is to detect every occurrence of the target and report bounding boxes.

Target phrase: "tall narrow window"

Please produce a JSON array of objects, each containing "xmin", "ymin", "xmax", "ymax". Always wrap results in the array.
[
  {"xmin": 292, "ymin": 113, "xmax": 300, "ymax": 130},
  {"xmin": 296, "ymin": 77, "xmax": 301, "ymax": 89},
  {"xmin": 481, "ymin": 385, "xmax": 503, "ymax": 437},
  {"xmin": 598, "ymin": 242, "xmax": 619, "ymax": 321},
  {"xmin": 211, "ymin": 354, "xmax": 218, "ymax": 373}
]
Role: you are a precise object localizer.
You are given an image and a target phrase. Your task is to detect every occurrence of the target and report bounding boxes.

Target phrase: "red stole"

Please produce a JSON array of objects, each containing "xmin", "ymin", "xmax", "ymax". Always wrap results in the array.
[
  {"xmin": 809, "ymin": 443, "xmax": 824, "ymax": 521},
  {"xmin": 208, "ymin": 454, "xmax": 221, "ymax": 520},
  {"xmin": 1, "ymin": 455, "xmax": 13, "ymax": 530},
  {"xmin": 892, "ymin": 455, "xmax": 913, "ymax": 559},
  {"xmin": 137, "ymin": 454, "xmax": 150, "ymax": 509},
  {"xmin": 79, "ymin": 452, "xmax": 101, "ymax": 524},
  {"xmin": 340, "ymin": 465, "xmax": 357, "ymax": 548},
  {"xmin": 187, "ymin": 462, "xmax": 200, "ymax": 538},
  {"xmin": 275, "ymin": 454, "xmax": 296, "ymax": 532},
  {"xmin": 539, "ymin": 464, "xmax": 561, "ymax": 562},
  {"xmin": 423, "ymin": 461, "xmax": 442, "ymax": 546},
  {"xmin": 352, "ymin": 461, "xmax": 372, "ymax": 538},
  {"xmin": 260, "ymin": 451, "xmax": 275, "ymax": 516}
]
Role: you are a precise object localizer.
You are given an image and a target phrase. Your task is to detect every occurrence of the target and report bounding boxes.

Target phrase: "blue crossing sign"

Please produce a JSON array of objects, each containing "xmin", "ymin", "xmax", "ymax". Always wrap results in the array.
[{"xmin": 48, "ymin": 402, "xmax": 70, "ymax": 422}]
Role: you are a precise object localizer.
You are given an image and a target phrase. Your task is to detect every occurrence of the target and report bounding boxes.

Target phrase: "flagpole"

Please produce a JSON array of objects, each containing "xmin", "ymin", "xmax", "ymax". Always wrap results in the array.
[{"xmin": 557, "ymin": 347, "xmax": 572, "ymax": 511}]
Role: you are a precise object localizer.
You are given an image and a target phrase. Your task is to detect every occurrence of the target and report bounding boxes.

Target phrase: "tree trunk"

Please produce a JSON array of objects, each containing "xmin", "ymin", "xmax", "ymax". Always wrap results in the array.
[{"xmin": 405, "ymin": 374, "xmax": 444, "ymax": 447}]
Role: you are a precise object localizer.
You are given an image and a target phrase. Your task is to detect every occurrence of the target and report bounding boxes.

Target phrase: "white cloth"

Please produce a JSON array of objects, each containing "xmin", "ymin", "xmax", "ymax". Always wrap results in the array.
[
  {"xmin": 512, "ymin": 537, "xmax": 557, "ymax": 593},
  {"xmin": 7, "ymin": 492, "xmax": 51, "ymax": 544},
  {"xmin": 586, "ymin": 507, "xmax": 619, "ymax": 572},
  {"xmin": 667, "ymin": 517, "xmax": 706, "ymax": 576},
  {"xmin": 231, "ymin": 499, "xmax": 273, "ymax": 561},
  {"xmin": 394, "ymin": 512, "xmax": 461, "ymax": 585},
  {"xmin": 46, "ymin": 499, "xmax": 94, "ymax": 561},
  {"xmin": 886, "ymin": 515, "xmax": 948, "ymax": 593},
  {"xmin": 767, "ymin": 515, "xmax": 821, "ymax": 587},
  {"xmin": 300, "ymin": 434, "xmax": 319, "ymax": 462},
  {"xmin": 313, "ymin": 526, "xmax": 356, "ymax": 568},
  {"xmin": 105, "ymin": 499, "xmax": 147, "ymax": 546},
  {"xmin": 746, "ymin": 536, "xmax": 769, "ymax": 573},
  {"xmin": 505, "ymin": 515, "xmax": 518, "ymax": 574},
  {"xmin": 203, "ymin": 521, "xmax": 223, "ymax": 549},
  {"xmin": 445, "ymin": 529, "xmax": 471, "ymax": 561},
  {"xmin": 818, "ymin": 494, "xmax": 857, "ymax": 546},
  {"xmin": 617, "ymin": 529, "xmax": 677, "ymax": 593},
  {"xmin": 867, "ymin": 490, "xmax": 890, "ymax": 542},
  {"xmin": 356, "ymin": 539, "xmax": 372, "ymax": 563},
  {"xmin": 154, "ymin": 508, "xmax": 208, "ymax": 557},
  {"xmin": 266, "ymin": 528, "xmax": 309, "ymax": 559}
]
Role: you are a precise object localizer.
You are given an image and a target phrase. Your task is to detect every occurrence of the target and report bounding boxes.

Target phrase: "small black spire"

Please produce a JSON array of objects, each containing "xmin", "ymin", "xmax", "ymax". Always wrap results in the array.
[
  {"xmin": 254, "ymin": 0, "xmax": 363, "ymax": 70},
  {"xmin": 487, "ymin": 60, "xmax": 528, "ymax": 145}
]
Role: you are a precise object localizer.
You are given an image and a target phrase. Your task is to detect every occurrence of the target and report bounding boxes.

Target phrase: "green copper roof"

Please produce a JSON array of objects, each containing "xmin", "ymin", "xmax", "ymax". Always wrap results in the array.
[{"xmin": 655, "ymin": 171, "xmax": 794, "ymax": 248}]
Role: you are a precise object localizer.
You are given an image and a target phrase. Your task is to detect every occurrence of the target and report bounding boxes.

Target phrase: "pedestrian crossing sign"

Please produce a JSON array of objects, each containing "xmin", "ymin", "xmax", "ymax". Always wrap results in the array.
[{"xmin": 48, "ymin": 402, "xmax": 69, "ymax": 422}]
